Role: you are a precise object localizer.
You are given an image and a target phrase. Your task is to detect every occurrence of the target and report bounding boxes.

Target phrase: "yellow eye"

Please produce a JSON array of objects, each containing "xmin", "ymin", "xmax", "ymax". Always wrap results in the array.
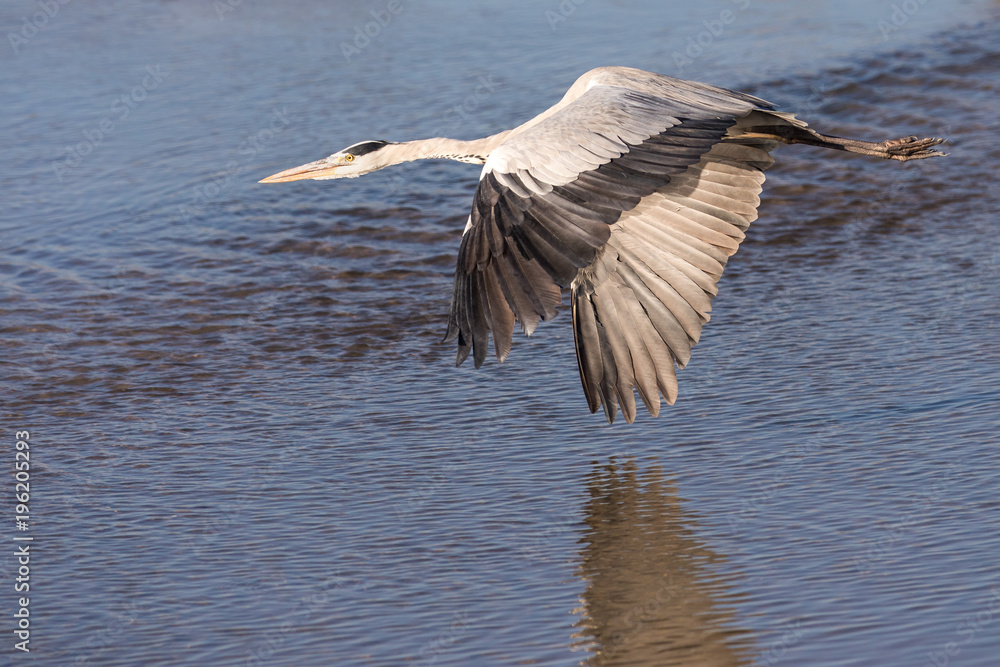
[{"xmin": 344, "ymin": 154, "xmax": 354, "ymax": 162}]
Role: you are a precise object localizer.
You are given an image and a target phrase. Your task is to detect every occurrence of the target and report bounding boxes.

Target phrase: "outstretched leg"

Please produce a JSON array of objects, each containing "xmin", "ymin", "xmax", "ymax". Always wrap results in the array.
[
  {"xmin": 733, "ymin": 112, "xmax": 947, "ymax": 161},
  {"xmin": 768, "ymin": 129, "xmax": 946, "ymax": 161}
]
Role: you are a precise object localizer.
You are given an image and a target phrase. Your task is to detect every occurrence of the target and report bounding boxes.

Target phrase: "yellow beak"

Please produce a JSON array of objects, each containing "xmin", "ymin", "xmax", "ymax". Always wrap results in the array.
[{"xmin": 259, "ymin": 159, "xmax": 339, "ymax": 183}]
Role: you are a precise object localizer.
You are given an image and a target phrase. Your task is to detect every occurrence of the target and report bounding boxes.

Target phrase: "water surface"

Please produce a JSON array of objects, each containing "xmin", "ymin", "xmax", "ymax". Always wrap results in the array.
[{"xmin": 2, "ymin": 1, "xmax": 999, "ymax": 665}]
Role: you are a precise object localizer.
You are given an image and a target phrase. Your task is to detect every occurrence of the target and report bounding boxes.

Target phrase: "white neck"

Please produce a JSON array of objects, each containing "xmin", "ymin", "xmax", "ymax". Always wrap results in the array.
[{"xmin": 380, "ymin": 131, "xmax": 515, "ymax": 167}]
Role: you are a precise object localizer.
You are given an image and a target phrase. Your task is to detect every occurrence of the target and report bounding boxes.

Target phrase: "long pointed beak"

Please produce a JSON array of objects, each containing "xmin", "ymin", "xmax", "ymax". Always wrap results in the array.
[{"xmin": 259, "ymin": 159, "xmax": 338, "ymax": 183}]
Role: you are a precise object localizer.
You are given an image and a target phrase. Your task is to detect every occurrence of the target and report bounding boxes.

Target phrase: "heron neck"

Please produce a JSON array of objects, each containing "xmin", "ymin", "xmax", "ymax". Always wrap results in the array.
[{"xmin": 385, "ymin": 131, "xmax": 514, "ymax": 166}]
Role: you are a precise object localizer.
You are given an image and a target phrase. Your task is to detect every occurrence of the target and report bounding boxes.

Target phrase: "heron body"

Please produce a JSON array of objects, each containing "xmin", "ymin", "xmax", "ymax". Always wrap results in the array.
[{"xmin": 261, "ymin": 67, "xmax": 945, "ymax": 423}]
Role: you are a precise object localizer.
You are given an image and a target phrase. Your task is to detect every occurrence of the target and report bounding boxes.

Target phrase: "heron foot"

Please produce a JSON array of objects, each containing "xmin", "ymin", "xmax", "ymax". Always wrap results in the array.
[{"xmin": 882, "ymin": 135, "xmax": 948, "ymax": 161}]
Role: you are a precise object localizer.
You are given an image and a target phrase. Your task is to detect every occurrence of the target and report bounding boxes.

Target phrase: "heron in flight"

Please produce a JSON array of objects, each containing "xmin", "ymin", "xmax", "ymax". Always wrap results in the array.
[{"xmin": 261, "ymin": 67, "xmax": 945, "ymax": 423}]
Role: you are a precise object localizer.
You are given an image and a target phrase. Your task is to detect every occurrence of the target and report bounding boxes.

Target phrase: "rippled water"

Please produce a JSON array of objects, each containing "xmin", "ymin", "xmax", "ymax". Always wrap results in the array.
[{"xmin": 3, "ymin": 1, "xmax": 999, "ymax": 665}]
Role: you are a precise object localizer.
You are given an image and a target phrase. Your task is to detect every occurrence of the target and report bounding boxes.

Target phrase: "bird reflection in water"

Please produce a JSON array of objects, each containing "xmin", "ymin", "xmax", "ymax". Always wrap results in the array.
[{"xmin": 573, "ymin": 458, "xmax": 754, "ymax": 666}]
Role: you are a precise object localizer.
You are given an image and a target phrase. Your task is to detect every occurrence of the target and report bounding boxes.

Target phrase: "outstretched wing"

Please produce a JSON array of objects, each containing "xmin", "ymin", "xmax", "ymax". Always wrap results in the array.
[{"xmin": 444, "ymin": 68, "xmax": 778, "ymax": 422}]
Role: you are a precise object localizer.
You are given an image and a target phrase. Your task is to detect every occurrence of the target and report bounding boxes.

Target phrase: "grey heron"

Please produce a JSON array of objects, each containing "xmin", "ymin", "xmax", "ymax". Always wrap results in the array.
[{"xmin": 261, "ymin": 67, "xmax": 945, "ymax": 423}]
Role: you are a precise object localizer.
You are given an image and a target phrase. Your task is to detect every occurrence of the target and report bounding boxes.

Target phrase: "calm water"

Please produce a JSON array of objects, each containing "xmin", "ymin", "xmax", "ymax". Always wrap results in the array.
[{"xmin": 3, "ymin": 1, "xmax": 999, "ymax": 665}]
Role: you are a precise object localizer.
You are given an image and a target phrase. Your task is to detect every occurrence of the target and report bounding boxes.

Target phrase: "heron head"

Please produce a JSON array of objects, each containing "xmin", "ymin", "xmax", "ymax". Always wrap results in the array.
[{"xmin": 259, "ymin": 140, "xmax": 394, "ymax": 183}]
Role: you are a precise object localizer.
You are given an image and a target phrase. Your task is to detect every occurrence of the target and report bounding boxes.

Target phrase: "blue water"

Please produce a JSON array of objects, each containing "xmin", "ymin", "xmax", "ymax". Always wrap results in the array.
[{"xmin": 2, "ymin": 1, "xmax": 999, "ymax": 665}]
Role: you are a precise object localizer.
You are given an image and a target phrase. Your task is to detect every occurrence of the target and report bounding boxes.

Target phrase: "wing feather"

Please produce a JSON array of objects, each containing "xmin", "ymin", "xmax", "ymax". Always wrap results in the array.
[
  {"xmin": 483, "ymin": 264, "xmax": 515, "ymax": 362},
  {"xmin": 589, "ymin": 283, "xmax": 638, "ymax": 424},
  {"xmin": 572, "ymin": 285, "xmax": 605, "ymax": 415},
  {"xmin": 608, "ymin": 280, "xmax": 661, "ymax": 418},
  {"xmin": 570, "ymin": 140, "xmax": 774, "ymax": 419}
]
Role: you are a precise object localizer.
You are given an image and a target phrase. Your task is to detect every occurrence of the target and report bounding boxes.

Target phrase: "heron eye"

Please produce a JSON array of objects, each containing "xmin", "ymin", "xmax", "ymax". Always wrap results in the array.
[{"xmin": 344, "ymin": 154, "xmax": 354, "ymax": 162}]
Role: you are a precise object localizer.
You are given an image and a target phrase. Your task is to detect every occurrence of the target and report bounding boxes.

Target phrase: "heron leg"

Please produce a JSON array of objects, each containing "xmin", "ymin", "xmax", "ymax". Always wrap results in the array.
[
  {"xmin": 737, "ymin": 126, "xmax": 947, "ymax": 161},
  {"xmin": 808, "ymin": 134, "xmax": 947, "ymax": 161}
]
